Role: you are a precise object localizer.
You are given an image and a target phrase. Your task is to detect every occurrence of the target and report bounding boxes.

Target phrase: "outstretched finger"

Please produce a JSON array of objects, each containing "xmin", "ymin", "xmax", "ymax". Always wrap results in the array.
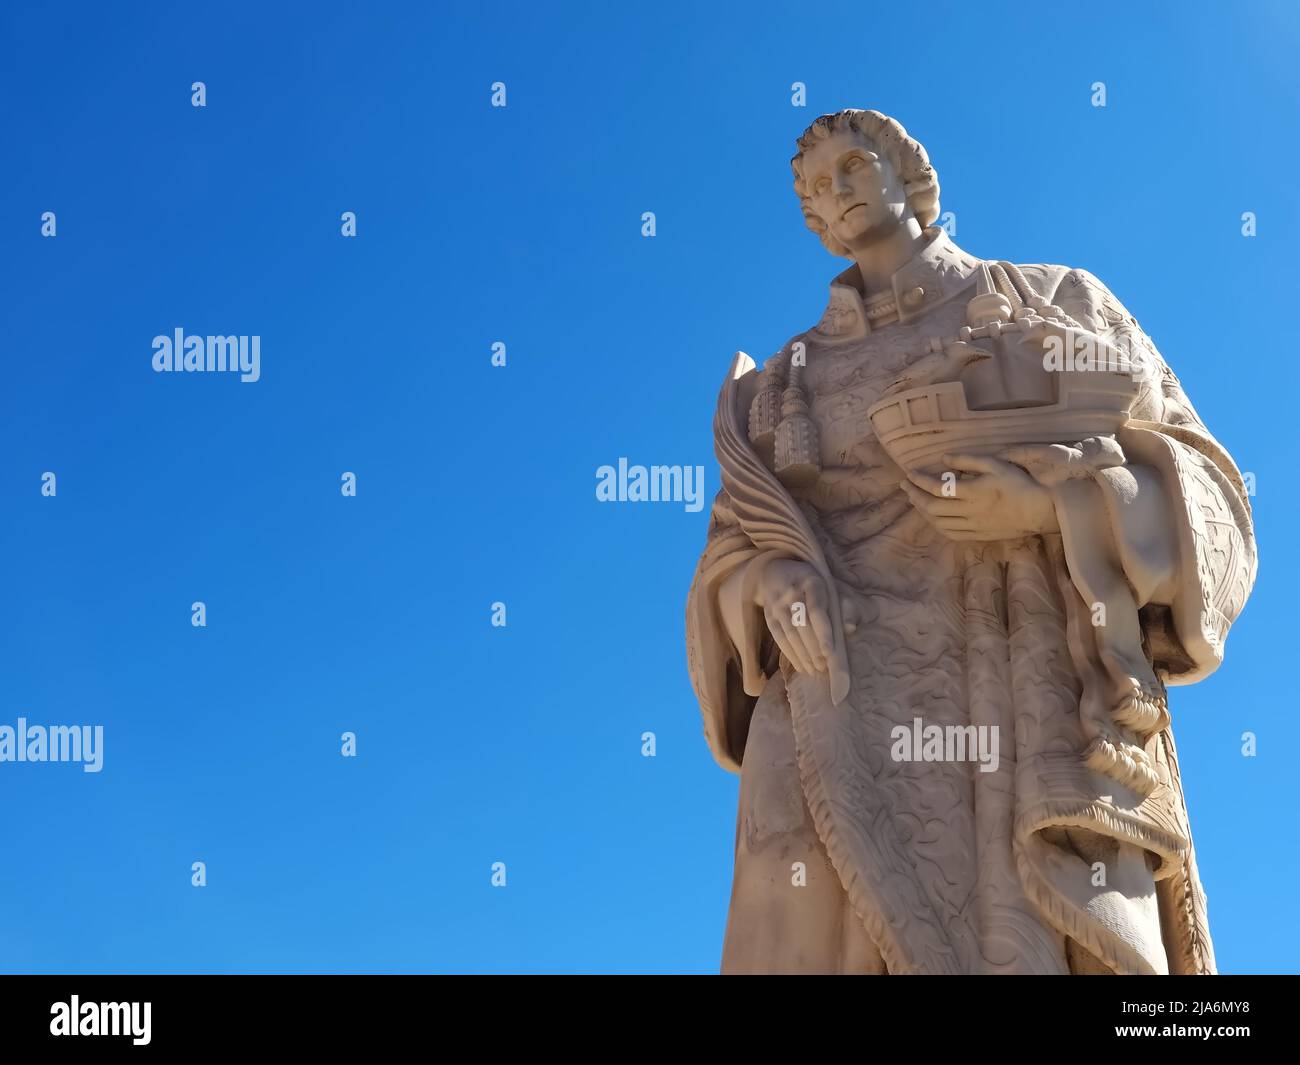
[
  {"xmin": 769, "ymin": 609, "xmax": 815, "ymax": 675},
  {"xmin": 804, "ymin": 604, "xmax": 834, "ymax": 668},
  {"xmin": 793, "ymin": 614, "xmax": 826, "ymax": 673},
  {"xmin": 942, "ymin": 452, "xmax": 1013, "ymax": 477},
  {"xmin": 785, "ymin": 597, "xmax": 827, "ymax": 672}
]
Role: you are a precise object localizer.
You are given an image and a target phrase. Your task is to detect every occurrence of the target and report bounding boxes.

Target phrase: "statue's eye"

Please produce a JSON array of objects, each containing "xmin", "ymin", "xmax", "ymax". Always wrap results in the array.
[
  {"xmin": 844, "ymin": 156, "xmax": 864, "ymax": 172},
  {"xmin": 814, "ymin": 177, "xmax": 831, "ymax": 195}
]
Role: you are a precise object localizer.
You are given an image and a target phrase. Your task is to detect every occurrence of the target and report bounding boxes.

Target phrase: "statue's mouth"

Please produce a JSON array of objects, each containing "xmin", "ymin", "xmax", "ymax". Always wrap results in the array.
[{"xmin": 841, "ymin": 203, "xmax": 868, "ymax": 220}]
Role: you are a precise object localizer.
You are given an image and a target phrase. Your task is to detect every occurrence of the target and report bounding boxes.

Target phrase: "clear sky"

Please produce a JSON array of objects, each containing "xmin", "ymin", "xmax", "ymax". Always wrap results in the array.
[{"xmin": 1, "ymin": 0, "xmax": 1297, "ymax": 974}]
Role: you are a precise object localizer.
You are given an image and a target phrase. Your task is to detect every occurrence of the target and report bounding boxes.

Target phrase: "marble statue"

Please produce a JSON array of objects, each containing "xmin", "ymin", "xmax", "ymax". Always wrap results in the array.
[{"xmin": 685, "ymin": 109, "xmax": 1256, "ymax": 974}]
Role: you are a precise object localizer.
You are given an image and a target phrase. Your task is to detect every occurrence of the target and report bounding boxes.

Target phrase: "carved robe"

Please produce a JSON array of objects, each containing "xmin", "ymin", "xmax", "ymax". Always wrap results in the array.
[{"xmin": 685, "ymin": 227, "xmax": 1256, "ymax": 974}]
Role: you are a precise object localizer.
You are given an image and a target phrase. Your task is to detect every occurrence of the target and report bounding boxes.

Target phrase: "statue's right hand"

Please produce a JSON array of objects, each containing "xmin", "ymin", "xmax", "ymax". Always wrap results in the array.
[{"xmin": 751, "ymin": 559, "xmax": 837, "ymax": 677}]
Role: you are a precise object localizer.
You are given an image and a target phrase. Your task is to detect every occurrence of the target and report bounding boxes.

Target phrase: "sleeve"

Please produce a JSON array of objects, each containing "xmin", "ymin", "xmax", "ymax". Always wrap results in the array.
[{"xmin": 1048, "ymin": 268, "xmax": 1258, "ymax": 684}]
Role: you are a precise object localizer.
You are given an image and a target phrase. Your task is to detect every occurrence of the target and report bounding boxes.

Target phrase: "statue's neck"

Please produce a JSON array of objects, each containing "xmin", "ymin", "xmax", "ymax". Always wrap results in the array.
[{"xmin": 850, "ymin": 218, "xmax": 928, "ymax": 297}]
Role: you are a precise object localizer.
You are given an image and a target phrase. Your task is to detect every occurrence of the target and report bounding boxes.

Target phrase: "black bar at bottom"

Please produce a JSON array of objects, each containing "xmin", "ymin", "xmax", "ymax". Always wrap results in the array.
[{"xmin": 0, "ymin": 973, "xmax": 1287, "ymax": 1051}]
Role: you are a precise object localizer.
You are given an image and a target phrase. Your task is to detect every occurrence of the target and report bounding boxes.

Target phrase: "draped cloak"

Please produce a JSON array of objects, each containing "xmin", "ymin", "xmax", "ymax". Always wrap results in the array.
[{"xmin": 685, "ymin": 228, "xmax": 1256, "ymax": 975}]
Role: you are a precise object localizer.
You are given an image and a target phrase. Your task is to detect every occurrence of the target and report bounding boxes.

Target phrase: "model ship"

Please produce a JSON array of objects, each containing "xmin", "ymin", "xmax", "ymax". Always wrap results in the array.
[{"xmin": 867, "ymin": 272, "xmax": 1142, "ymax": 476}]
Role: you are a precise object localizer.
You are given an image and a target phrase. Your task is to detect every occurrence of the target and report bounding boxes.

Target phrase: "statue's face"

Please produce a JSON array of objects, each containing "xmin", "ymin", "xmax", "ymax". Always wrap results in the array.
[{"xmin": 801, "ymin": 129, "xmax": 910, "ymax": 251}]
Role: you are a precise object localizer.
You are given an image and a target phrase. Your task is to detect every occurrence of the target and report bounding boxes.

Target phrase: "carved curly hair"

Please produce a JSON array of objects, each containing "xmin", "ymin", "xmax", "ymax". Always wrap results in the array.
[{"xmin": 790, "ymin": 110, "xmax": 941, "ymax": 258}]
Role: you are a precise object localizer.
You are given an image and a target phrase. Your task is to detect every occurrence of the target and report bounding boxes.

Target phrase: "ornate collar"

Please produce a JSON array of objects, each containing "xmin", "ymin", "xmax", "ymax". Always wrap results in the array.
[{"xmin": 813, "ymin": 226, "xmax": 984, "ymax": 341}]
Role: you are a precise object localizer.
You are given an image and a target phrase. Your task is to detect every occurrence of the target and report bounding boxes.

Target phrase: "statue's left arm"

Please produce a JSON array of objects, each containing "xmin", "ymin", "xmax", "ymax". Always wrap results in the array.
[{"xmin": 1027, "ymin": 266, "xmax": 1258, "ymax": 687}]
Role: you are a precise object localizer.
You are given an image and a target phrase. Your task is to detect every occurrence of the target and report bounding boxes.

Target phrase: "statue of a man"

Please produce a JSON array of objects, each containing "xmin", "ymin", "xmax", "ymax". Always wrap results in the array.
[{"xmin": 685, "ymin": 109, "xmax": 1256, "ymax": 974}]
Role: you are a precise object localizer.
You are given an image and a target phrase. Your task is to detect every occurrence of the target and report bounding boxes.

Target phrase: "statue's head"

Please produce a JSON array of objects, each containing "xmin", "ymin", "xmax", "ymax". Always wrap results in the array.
[{"xmin": 791, "ymin": 110, "xmax": 940, "ymax": 259}]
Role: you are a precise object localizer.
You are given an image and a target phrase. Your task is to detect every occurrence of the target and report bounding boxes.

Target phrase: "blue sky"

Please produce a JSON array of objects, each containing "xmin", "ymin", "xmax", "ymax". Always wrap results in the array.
[{"xmin": 1, "ymin": 0, "xmax": 1297, "ymax": 973}]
